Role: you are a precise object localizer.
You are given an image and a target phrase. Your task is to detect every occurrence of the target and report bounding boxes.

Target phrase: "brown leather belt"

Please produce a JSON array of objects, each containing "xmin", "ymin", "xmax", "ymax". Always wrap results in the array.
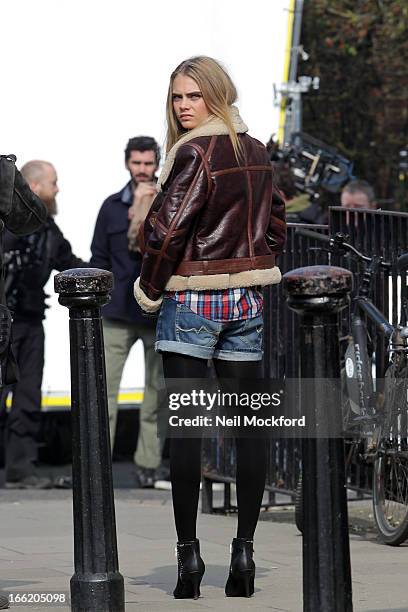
[{"xmin": 175, "ymin": 255, "xmax": 276, "ymax": 276}]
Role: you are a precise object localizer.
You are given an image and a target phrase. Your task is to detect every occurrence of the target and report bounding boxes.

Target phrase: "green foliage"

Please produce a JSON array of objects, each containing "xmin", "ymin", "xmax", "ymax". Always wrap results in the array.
[{"xmin": 300, "ymin": 0, "xmax": 408, "ymax": 208}]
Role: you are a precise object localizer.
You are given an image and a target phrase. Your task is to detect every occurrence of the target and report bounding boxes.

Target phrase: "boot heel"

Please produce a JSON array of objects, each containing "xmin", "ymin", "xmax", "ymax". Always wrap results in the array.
[
  {"xmin": 241, "ymin": 572, "xmax": 252, "ymax": 598},
  {"xmin": 225, "ymin": 570, "xmax": 254, "ymax": 597},
  {"xmin": 239, "ymin": 574, "xmax": 251, "ymax": 597},
  {"xmin": 188, "ymin": 571, "xmax": 202, "ymax": 599}
]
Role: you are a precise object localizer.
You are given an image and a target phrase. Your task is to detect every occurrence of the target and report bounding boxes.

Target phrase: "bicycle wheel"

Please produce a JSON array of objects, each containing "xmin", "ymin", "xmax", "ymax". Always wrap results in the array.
[{"xmin": 373, "ymin": 363, "xmax": 408, "ymax": 545}]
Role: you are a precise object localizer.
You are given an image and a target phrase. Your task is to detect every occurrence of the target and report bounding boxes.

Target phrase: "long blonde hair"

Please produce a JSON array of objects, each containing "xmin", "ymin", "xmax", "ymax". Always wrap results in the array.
[{"xmin": 165, "ymin": 56, "xmax": 242, "ymax": 159}]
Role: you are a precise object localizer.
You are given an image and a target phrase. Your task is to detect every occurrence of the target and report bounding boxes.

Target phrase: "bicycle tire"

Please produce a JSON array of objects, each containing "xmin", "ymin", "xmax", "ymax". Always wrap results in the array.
[
  {"xmin": 294, "ymin": 472, "xmax": 303, "ymax": 534},
  {"xmin": 373, "ymin": 363, "xmax": 408, "ymax": 545}
]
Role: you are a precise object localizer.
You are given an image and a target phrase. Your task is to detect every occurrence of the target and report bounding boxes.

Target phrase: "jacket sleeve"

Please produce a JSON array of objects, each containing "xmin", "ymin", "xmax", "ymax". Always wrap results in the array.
[
  {"xmin": 51, "ymin": 221, "xmax": 87, "ymax": 271},
  {"xmin": 90, "ymin": 204, "xmax": 111, "ymax": 270},
  {"xmin": 137, "ymin": 190, "xmax": 165, "ymax": 257},
  {"xmin": 139, "ymin": 144, "xmax": 210, "ymax": 301},
  {"xmin": 266, "ymin": 185, "xmax": 287, "ymax": 256}
]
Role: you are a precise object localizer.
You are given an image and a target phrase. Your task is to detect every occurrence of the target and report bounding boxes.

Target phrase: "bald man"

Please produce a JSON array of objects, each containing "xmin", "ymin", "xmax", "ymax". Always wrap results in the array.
[
  {"xmin": 20, "ymin": 160, "xmax": 59, "ymax": 216},
  {"xmin": 1, "ymin": 160, "xmax": 85, "ymax": 489}
]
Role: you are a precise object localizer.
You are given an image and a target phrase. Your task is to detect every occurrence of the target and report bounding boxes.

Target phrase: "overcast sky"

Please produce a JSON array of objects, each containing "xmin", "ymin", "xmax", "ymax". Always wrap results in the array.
[{"xmin": 1, "ymin": 0, "xmax": 290, "ymax": 392}]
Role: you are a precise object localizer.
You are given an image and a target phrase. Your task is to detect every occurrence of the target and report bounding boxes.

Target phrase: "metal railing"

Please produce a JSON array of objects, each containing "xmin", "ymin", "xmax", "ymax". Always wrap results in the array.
[{"xmin": 202, "ymin": 207, "xmax": 408, "ymax": 512}]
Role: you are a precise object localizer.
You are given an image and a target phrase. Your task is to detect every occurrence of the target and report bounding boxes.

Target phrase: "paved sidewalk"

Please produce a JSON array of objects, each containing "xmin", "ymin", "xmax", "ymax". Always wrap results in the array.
[{"xmin": 1, "ymin": 481, "xmax": 408, "ymax": 612}]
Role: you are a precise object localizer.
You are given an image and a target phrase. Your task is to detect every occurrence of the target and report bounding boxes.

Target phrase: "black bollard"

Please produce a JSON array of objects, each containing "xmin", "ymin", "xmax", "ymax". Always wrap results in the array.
[
  {"xmin": 54, "ymin": 268, "xmax": 124, "ymax": 612},
  {"xmin": 283, "ymin": 265, "xmax": 353, "ymax": 612}
]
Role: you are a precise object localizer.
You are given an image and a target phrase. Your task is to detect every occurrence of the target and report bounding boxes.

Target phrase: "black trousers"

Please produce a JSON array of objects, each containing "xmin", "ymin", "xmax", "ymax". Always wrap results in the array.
[{"xmin": 1, "ymin": 320, "xmax": 44, "ymax": 481}]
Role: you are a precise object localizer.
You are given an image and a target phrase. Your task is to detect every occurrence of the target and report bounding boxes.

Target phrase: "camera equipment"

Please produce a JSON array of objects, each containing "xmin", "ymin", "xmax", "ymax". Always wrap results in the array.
[
  {"xmin": 0, "ymin": 154, "xmax": 47, "ymax": 235},
  {"xmin": 4, "ymin": 232, "xmax": 47, "ymax": 311},
  {"xmin": 270, "ymin": 132, "xmax": 354, "ymax": 197},
  {"xmin": 0, "ymin": 154, "xmax": 47, "ymax": 386}
]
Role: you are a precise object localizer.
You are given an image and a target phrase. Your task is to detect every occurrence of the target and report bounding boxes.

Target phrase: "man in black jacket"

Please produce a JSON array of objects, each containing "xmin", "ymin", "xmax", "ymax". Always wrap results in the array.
[
  {"xmin": 0, "ymin": 155, "xmax": 48, "ymax": 608},
  {"xmin": 2, "ymin": 160, "xmax": 85, "ymax": 489},
  {"xmin": 90, "ymin": 136, "xmax": 166, "ymax": 488}
]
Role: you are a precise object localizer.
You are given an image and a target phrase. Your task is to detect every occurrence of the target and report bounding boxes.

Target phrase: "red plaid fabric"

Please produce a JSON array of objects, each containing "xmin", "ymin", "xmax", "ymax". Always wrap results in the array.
[{"xmin": 165, "ymin": 288, "xmax": 263, "ymax": 322}]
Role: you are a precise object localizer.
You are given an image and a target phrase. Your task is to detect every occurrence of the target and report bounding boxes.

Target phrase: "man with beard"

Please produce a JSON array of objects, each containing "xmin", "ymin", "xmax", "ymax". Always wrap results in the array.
[
  {"xmin": 90, "ymin": 136, "xmax": 167, "ymax": 488},
  {"xmin": 1, "ymin": 160, "xmax": 85, "ymax": 489}
]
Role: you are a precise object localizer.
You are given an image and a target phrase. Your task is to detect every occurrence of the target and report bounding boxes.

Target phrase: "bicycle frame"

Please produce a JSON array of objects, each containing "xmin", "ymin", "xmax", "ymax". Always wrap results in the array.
[
  {"xmin": 344, "ymin": 256, "xmax": 393, "ymax": 425},
  {"xmin": 345, "ymin": 253, "xmax": 408, "ymax": 438},
  {"xmin": 295, "ymin": 226, "xmax": 408, "ymax": 544}
]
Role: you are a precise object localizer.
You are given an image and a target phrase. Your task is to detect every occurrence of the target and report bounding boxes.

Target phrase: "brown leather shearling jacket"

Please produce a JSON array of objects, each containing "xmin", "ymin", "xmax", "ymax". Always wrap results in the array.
[{"xmin": 138, "ymin": 133, "xmax": 286, "ymax": 302}]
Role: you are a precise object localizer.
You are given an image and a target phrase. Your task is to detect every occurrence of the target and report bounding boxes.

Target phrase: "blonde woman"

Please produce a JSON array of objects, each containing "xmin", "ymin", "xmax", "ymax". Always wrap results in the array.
[{"xmin": 135, "ymin": 56, "xmax": 286, "ymax": 599}]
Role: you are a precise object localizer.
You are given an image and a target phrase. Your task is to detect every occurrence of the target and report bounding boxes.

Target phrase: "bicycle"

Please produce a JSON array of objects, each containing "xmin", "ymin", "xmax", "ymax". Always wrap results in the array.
[{"xmin": 294, "ymin": 228, "xmax": 408, "ymax": 545}]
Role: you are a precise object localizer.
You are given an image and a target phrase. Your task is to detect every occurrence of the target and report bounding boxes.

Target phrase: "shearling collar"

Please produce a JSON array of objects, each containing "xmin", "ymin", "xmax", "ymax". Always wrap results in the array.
[{"xmin": 158, "ymin": 105, "xmax": 248, "ymax": 190}]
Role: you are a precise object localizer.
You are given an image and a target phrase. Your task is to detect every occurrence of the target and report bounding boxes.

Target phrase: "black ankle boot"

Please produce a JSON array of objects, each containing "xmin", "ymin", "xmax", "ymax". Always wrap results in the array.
[
  {"xmin": 173, "ymin": 539, "xmax": 205, "ymax": 599},
  {"xmin": 225, "ymin": 538, "xmax": 255, "ymax": 597}
]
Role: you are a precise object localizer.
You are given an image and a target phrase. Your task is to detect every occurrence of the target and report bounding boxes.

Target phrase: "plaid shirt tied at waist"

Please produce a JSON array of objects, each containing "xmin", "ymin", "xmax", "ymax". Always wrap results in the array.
[{"xmin": 164, "ymin": 287, "xmax": 263, "ymax": 322}]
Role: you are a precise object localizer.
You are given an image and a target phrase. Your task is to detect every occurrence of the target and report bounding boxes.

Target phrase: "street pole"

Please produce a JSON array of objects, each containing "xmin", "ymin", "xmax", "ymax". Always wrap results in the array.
[
  {"xmin": 285, "ymin": 0, "xmax": 304, "ymax": 142},
  {"xmin": 54, "ymin": 268, "xmax": 124, "ymax": 612},
  {"xmin": 275, "ymin": 0, "xmax": 319, "ymax": 147},
  {"xmin": 283, "ymin": 265, "xmax": 353, "ymax": 612}
]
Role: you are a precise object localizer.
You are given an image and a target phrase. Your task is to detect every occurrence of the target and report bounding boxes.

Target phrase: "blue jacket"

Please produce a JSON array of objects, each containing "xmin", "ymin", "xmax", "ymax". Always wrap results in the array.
[{"xmin": 90, "ymin": 182, "xmax": 153, "ymax": 325}]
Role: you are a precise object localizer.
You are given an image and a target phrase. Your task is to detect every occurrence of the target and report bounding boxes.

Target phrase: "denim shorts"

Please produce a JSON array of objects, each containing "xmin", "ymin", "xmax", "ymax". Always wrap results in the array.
[{"xmin": 155, "ymin": 298, "xmax": 263, "ymax": 361}]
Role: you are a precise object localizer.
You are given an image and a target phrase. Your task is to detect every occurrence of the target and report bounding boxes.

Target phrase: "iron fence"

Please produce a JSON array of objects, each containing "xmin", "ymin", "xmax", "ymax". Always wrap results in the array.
[{"xmin": 202, "ymin": 207, "xmax": 408, "ymax": 513}]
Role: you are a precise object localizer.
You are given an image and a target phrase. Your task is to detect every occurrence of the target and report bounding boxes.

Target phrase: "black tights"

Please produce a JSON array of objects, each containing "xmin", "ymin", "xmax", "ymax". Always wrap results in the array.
[{"xmin": 162, "ymin": 352, "xmax": 267, "ymax": 542}]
